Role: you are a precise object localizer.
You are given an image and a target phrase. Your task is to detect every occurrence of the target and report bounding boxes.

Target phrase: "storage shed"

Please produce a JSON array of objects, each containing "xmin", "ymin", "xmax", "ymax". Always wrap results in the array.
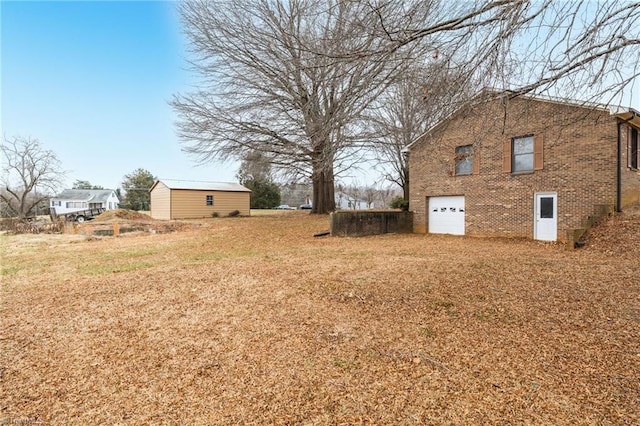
[{"xmin": 150, "ymin": 179, "xmax": 251, "ymax": 220}]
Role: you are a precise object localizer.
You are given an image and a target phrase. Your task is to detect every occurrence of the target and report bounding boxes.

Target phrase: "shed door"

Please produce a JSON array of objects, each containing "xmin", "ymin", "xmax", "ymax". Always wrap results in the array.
[{"xmin": 428, "ymin": 196, "xmax": 465, "ymax": 235}]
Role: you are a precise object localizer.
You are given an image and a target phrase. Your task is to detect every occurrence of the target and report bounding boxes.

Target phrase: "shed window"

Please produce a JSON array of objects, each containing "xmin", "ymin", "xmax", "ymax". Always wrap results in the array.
[
  {"xmin": 630, "ymin": 127, "xmax": 639, "ymax": 170},
  {"xmin": 206, "ymin": 195, "xmax": 214, "ymax": 206}
]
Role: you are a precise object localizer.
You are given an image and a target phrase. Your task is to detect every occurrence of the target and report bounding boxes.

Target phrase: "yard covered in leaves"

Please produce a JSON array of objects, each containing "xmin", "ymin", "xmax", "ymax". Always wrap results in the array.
[{"xmin": 1, "ymin": 210, "xmax": 638, "ymax": 425}]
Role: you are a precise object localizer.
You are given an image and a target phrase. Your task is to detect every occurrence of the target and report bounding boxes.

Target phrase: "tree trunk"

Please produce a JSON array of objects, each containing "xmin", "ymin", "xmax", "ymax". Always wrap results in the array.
[
  {"xmin": 402, "ymin": 166, "xmax": 409, "ymax": 204},
  {"xmin": 311, "ymin": 164, "xmax": 335, "ymax": 214},
  {"xmin": 19, "ymin": 192, "xmax": 30, "ymax": 219},
  {"xmin": 403, "ymin": 182, "xmax": 409, "ymax": 203}
]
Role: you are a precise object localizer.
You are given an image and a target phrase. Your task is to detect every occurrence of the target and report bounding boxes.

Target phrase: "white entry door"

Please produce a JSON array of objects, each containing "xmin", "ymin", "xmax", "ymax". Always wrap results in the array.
[
  {"xmin": 534, "ymin": 193, "xmax": 557, "ymax": 241},
  {"xmin": 428, "ymin": 196, "xmax": 465, "ymax": 235}
]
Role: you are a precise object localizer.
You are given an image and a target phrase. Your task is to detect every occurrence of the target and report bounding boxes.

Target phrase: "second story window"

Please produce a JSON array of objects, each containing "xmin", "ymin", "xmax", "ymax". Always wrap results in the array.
[
  {"xmin": 503, "ymin": 134, "xmax": 543, "ymax": 173},
  {"xmin": 455, "ymin": 145, "xmax": 474, "ymax": 175},
  {"xmin": 630, "ymin": 127, "xmax": 638, "ymax": 170},
  {"xmin": 513, "ymin": 136, "xmax": 534, "ymax": 172}
]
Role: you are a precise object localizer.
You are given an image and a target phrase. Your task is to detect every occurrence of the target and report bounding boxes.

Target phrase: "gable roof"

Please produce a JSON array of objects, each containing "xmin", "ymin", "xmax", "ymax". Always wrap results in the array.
[
  {"xmin": 404, "ymin": 88, "xmax": 637, "ymax": 152},
  {"xmin": 150, "ymin": 179, "xmax": 251, "ymax": 192},
  {"xmin": 54, "ymin": 189, "xmax": 117, "ymax": 202}
]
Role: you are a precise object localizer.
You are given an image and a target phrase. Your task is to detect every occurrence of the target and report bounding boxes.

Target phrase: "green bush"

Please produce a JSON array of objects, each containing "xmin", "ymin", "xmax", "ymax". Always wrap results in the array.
[
  {"xmin": 242, "ymin": 178, "xmax": 281, "ymax": 209},
  {"xmin": 390, "ymin": 196, "xmax": 409, "ymax": 211}
]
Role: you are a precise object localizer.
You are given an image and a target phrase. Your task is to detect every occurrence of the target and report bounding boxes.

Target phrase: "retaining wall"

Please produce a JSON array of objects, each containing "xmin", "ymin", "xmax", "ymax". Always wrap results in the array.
[{"xmin": 330, "ymin": 210, "xmax": 413, "ymax": 237}]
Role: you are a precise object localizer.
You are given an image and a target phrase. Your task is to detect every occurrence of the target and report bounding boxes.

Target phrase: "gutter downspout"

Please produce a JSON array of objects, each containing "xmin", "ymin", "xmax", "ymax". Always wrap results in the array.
[{"xmin": 617, "ymin": 121, "xmax": 622, "ymax": 213}]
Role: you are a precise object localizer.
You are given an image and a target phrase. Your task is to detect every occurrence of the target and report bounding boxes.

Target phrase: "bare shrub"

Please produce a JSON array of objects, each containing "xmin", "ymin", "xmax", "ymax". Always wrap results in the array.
[{"xmin": 0, "ymin": 218, "xmax": 65, "ymax": 234}]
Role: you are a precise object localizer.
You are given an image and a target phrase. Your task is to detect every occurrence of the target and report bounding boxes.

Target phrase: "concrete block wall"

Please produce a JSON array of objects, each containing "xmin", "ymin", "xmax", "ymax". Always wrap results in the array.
[{"xmin": 330, "ymin": 211, "xmax": 413, "ymax": 237}]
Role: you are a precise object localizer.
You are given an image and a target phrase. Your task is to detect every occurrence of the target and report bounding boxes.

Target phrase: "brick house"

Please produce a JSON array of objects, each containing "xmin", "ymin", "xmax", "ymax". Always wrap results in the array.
[{"xmin": 406, "ymin": 91, "xmax": 640, "ymax": 243}]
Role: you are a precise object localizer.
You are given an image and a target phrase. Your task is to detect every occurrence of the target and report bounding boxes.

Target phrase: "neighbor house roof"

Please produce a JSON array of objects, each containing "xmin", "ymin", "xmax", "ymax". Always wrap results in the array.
[
  {"xmin": 150, "ymin": 179, "xmax": 251, "ymax": 192},
  {"xmin": 53, "ymin": 189, "xmax": 117, "ymax": 202}
]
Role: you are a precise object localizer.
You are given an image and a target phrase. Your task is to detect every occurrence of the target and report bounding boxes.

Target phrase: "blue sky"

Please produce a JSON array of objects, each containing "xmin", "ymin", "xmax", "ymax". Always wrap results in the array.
[
  {"xmin": 1, "ymin": 0, "xmax": 238, "ymax": 191},
  {"xmin": 2, "ymin": 1, "xmax": 638, "ymax": 193}
]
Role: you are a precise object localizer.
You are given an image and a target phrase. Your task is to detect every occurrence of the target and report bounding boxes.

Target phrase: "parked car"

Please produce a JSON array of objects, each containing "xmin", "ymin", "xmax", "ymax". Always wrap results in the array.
[
  {"xmin": 299, "ymin": 204, "xmax": 312, "ymax": 210},
  {"xmin": 275, "ymin": 204, "xmax": 295, "ymax": 210}
]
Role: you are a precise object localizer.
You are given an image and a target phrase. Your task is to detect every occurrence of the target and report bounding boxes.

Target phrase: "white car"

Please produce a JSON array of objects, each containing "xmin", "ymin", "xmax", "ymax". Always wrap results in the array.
[{"xmin": 275, "ymin": 204, "xmax": 295, "ymax": 210}]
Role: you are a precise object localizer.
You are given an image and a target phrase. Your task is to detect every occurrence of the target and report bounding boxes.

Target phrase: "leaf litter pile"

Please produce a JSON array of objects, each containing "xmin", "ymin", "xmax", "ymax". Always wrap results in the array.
[{"xmin": 1, "ymin": 210, "xmax": 638, "ymax": 424}]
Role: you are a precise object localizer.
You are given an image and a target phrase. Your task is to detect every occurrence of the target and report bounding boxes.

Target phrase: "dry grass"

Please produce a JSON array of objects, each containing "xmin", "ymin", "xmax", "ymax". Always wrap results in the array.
[{"xmin": 1, "ymin": 211, "xmax": 639, "ymax": 425}]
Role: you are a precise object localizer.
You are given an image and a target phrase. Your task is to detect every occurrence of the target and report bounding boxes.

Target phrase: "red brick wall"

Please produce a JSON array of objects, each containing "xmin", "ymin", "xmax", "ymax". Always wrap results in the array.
[{"xmin": 408, "ymin": 95, "xmax": 620, "ymax": 241}]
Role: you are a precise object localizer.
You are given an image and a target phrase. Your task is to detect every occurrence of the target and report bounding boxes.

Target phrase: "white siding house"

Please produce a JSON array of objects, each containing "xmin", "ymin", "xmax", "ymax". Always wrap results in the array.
[
  {"xmin": 335, "ymin": 192, "xmax": 374, "ymax": 210},
  {"xmin": 50, "ymin": 189, "xmax": 119, "ymax": 215}
]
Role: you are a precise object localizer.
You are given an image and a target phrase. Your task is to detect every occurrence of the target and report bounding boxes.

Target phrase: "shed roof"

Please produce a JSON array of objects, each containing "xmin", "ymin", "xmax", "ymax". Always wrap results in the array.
[
  {"xmin": 151, "ymin": 179, "xmax": 251, "ymax": 192},
  {"xmin": 54, "ymin": 189, "xmax": 117, "ymax": 202}
]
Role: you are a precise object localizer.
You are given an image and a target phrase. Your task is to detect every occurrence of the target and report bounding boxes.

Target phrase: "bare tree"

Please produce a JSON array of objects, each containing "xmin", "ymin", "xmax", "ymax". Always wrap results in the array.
[
  {"xmin": 362, "ymin": 186, "xmax": 377, "ymax": 209},
  {"xmin": 1, "ymin": 136, "xmax": 65, "ymax": 218},
  {"xmin": 358, "ymin": 1, "xmax": 640, "ymax": 106},
  {"xmin": 360, "ymin": 1, "xmax": 638, "ymax": 200},
  {"xmin": 341, "ymin": 184, "xmax": 364, "ymax": 210},
  {"xmin": 502, "ymin": 1, "xmax": 639, "ymax": 104},
  {"xmin": 237, "ymin": 151, "xmax": 282, "ymax": 209},
  {"xmin": 236, "ymin": 150, "xmax": 273, "ymax": 184},
  {"xmin": 172, "ymin": 0, "xmax": 431, "ymax": 214},
  {"xmin": 368, "ymin": 61, "xmax": 474, "ymax": 201},
  {"xmin": 173, "ymin": 1, "xmax": 638, "ymax": 216},
  {"xmin": 375, "ymin": 183, "xmax": 400, "ymax": 209}
]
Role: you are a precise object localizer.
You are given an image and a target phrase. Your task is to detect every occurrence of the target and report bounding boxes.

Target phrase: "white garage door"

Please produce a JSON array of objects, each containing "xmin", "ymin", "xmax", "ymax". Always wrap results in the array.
[{"xmin": 428, "ymin": 196, "xmax": 465, "ymax": 235}]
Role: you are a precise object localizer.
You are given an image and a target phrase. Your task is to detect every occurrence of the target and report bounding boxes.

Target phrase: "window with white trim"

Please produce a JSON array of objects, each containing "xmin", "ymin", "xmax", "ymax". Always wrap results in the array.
[
  {"xmin": 66, "ymin": 202, "xmax": 86, "ymax": 208},
  {"xmin": 206, "ymin": 195, "xmax": 214, "ymax": 206}
]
